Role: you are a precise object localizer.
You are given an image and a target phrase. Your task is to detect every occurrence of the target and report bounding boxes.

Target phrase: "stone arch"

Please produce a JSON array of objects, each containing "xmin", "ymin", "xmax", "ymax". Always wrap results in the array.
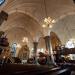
[
  {"xmin": 8, "ymin": 9, "xmax": 40, "ymax": 26},
  {"xmin": 56, "ymin": 10, "xmax": 75, "ymax": 22},
  {"xmin": 52, "ymin": 10, "xmax": 75, "ymax": 45}
]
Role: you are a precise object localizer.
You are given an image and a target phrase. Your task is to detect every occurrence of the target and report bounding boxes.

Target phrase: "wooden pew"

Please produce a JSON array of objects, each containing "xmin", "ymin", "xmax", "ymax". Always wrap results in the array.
[
  {"xmin": 51, "ymin": 68, "xmax": 71, "ymax": 75},
  {"xmin": 0, "ymin": 63, "xmax": 71, "ymax": 75}
]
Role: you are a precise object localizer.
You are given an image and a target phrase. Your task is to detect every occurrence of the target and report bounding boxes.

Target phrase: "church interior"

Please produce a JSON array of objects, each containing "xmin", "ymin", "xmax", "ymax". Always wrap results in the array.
[{"xmin": 0, "ymin": 0, "xmax": 75, "ymax": 75}]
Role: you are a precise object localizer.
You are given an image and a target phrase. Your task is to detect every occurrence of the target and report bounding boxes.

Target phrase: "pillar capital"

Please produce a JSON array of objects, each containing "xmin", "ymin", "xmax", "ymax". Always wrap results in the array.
[
  {"xmin": 33, "ymin": 41, "xmax": 38, "ymax": 45},
  {"xmin": 44, "ymin": 36, "xmax": 50, "ymax": 40}
]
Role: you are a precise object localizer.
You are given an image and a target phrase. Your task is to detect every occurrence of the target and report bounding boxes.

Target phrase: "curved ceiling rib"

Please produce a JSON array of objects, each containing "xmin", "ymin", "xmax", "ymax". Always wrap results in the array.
[
  {"xmin": 1, "ymin": 12, "xmax": 41, "ymax": 33},
  {"xmin": 0, "ymin": 0, "xmax": 75, "ymax": 45},
  {"xmin": 5, "ymin": 27, "xmax": 33, "ymax": 44},
  {"xmin": 5, "ymin": 26, "xmax": 33, "ymax": 40},
  {"xmin": 0, "ymin": 11, "xmax": 42, "ymax": 44}
]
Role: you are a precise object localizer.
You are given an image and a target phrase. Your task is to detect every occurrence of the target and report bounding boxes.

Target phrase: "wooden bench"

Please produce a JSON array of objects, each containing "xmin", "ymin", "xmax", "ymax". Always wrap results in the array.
[{"xmin": 0, "ymin": 63, "xmax": 71, "ymax": 75}]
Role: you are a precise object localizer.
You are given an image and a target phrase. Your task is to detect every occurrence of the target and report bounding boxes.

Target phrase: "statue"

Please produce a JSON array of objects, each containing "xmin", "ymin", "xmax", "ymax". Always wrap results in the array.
[
  {"xmin": 0, "ymin": 31, "xmax": 14, "ymax": 63},
  {"xmin": 18, "ymin": 45, "xmax": 29, "ymax": 61}
]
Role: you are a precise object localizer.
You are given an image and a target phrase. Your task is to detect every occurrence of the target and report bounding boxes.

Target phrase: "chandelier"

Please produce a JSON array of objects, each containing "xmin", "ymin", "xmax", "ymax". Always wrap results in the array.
[
  {"xmin": 42, "ymin": 0, "xmax": 56, "ymax": 28},
  {"xmin": 42, "ymin": 17, "xmax": 56, "ymax": 28}
]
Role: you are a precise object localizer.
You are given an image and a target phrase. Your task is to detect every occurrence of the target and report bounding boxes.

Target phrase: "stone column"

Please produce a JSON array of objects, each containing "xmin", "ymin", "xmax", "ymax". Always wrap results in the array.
[
  {"xmin": 44, "ymin": 36, "xmax": 55, "ymax": 65},
  {"xmin": 33, "ymin": 42, "xmax": 38, "ymax": 64}
]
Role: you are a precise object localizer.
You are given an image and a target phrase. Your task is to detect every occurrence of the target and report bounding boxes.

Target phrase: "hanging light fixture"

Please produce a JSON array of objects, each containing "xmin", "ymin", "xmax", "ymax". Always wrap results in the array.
[
  {"xmin": 42, "ymin": 0, "xmax": 56, "ymax": 28},
  {"xmin": 22, "ymin": 37, "xmax": 28, "ymax": 43},
  {"xmin": 42, "ymin": 17, "xmax": 56, "ymax": 28}
]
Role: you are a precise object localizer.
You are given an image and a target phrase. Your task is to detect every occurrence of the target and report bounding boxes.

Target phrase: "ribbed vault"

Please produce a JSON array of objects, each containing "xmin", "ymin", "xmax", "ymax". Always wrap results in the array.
[
  {"xmin": 52, "ymin": 14, "xmax": 75, "ymax": 44},
  {"xmin": 0, "ymin": 0, "xmax": 75, "ymax": 47},
  {"xmin": 0, "ymin": 12, "xmax": 42, "ymax": 45}
]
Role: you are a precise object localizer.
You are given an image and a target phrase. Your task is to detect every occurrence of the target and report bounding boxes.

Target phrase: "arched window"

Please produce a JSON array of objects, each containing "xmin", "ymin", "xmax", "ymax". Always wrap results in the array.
[
  {"xmin": 65, "ymin": 39, "xmax": 75, "ymax": 48},
  {"xmin": 0, "ymin": 0, "xmax": 5, "ymax": 5}
]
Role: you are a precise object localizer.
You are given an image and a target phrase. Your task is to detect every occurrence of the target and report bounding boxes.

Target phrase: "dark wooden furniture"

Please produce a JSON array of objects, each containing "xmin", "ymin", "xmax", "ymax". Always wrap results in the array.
[{"xmin": 0, "ymin": 63, "xmax": 71, "ymax": 75}]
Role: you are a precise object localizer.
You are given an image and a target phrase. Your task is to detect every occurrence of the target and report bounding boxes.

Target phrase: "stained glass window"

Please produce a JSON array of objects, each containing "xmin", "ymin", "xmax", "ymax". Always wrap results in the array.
[
  {"xmin": 0, "ymin": 0, "xmax": 5, "ymax": 5},
  {"xmin": 65, "ymin": 39, "xmax": 75, "ymax": 48}
]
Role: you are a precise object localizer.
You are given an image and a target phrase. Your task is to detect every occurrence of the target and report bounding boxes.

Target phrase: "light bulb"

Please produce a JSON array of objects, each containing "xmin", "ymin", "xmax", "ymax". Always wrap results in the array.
[
  {"xmin": 49, "ymin": 25, "xmax": 53, "ymax": 28},
  {"xmin": 42, "ymin": 24, "xmax": 46, "ymax": 28},
  {"xmin": 52, "ymin": 20, "xmax": 56, "ymax": 23}
]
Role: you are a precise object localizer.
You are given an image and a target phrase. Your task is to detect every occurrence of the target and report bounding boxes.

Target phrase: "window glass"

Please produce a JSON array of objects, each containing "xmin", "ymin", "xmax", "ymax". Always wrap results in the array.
[
  {"xmin": 65, "ymin": 39, "xmax": 75, "ymax": 48},
  {"xmin": 0, "ymin": 0, "xmax": 5, "ymax": 5}
]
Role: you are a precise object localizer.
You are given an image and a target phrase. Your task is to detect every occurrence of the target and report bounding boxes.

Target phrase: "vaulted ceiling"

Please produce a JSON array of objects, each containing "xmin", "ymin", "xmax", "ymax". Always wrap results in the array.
[{"xmin": 0, "ymin": 0, "xmax": 75, "ymax": 46}]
